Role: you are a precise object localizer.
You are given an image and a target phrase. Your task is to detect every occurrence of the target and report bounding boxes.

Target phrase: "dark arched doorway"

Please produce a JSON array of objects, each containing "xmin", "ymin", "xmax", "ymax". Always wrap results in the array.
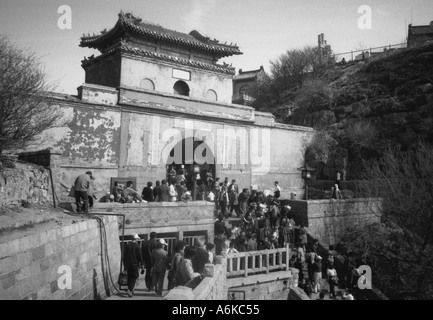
[
  {"xmin": 166, "ymin": 137, "xmax": 215, "ymax": 200},
  {"xmin": 173, "ymin": 80, "xmax": 190, "ymax": 96}
]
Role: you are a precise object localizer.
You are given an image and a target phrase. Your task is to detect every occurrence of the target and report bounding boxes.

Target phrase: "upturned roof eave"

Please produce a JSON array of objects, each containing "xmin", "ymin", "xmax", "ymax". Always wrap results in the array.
[{"xmin": 80, "ymin": 15, "xmax": 242, "ymax": 57}]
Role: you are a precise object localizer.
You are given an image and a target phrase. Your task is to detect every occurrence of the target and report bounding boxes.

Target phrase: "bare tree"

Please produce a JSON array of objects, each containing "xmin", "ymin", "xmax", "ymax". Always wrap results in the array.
[
  {"xmin": 304, "ymin": 128, "xmax": 338, "ymax": 164},
  {"xmin": 0, "ymin": 35, "xmax": 65, "ymax": 154},
  {"xmin": 270, "ymin": 47, "xmax": 310, "ymax": 91},
  {"xmin": 340, "ymin": 141, "xmax": 433, "ymax": 299}
]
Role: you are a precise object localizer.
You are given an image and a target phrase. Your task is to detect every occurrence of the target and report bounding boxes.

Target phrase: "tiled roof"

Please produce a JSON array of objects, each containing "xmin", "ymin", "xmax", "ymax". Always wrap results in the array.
[
  {"xmin": 80, "ymin": 11, "xmax": 242, "ymax": 57},
  {"xmin": 81, "ymin": 42, "xmax": 236, "ymax": 75},
  {"xmin": 233, "ymin": 66, "xmax": 264, "ymax": 81},
  {"xmin": 409, "ymin": 24, "xmax": 433, "ymax": 35},
  {"xmin": 233, "ymin": 73, "xmax": 258, "ymax": 81}
]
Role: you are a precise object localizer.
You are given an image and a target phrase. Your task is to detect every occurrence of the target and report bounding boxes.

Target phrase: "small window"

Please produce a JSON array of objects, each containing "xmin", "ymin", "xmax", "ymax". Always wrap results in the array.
[
  {"xmin": 239, "ymin": 85, "xmax": 251, "ymax": 94},
  {"xmin": 140, "ymin": 78, "xmax": 155, "ymax": 90},
  {"xmin": 205, "ymin": 89, "xmax": 217, "ymax": 101},
  {"xmin": 173, "ymin": 80, "xmax": 190, "ymax": 96}
]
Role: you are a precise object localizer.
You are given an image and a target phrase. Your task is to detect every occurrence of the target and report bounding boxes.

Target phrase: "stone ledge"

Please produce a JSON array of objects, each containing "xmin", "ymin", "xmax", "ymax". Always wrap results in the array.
[
  {"xmin": 164, "ymin": 286, "xmax": 195, "ymax": 300},
  {"xmin": 227, "ymin": 270, "xmax": 292, "ymax": 288},
  {"xmin": 91, "ymin": 200, "xmax": 215, "ymax": 210}
]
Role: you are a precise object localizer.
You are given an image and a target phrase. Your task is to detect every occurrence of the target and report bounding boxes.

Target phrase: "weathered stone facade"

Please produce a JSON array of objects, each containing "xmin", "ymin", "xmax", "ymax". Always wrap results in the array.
[
  {"xmin": 0, "ymin": 160, "xmax": 52, "ymax": 208},
  {"xmin": 26, "ymin": 12, "xmax": 313, "ymax": 207},
  {"xmin": 91, "ymin": 201, "xmax": 215, "ymax": 239}
]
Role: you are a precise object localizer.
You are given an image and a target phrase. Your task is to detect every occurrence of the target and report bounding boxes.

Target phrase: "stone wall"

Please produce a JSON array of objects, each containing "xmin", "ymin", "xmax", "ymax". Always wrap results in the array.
[
  {"xmin": 285, "ymin": 198, "xmax": 382, "ymax": 244},
  {"xmin": 163, "ymin": 254, "xmax": 300, "ymax": 300},
  {"xmin": 164, "ymin": 255, "xmax": 227, "ymax": 300},
  {"xmin": 24, "ymin": 89, "xmax": 313, "ymax": 205},
  {"xmin": 90, "ymin": 201, "xmax": 215, "ymax": 241},
  {"xmin": 0, "ymin": 215, "xmax": 121, "ymax": 300},
  {"xmin": 0, "ymin": 160, "xmax": 52, "ymax": 208},
  {"xmin": 120, "ymin": 56, "xmax": 234, "ymax": 104},
  {"xmin": 226, "ymin": 268, "xmax": 296, "ymax": 300}
]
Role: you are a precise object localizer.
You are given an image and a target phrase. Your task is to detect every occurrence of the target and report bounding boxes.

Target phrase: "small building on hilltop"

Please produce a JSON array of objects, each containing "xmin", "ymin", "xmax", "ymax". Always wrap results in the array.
[
  {"xmin": 408, "ymin": 21, "xmax": 433, "ymax": 48},
  {"xmin": 232, "ymin": 66, "xmax": 267, "ymax": 106}
]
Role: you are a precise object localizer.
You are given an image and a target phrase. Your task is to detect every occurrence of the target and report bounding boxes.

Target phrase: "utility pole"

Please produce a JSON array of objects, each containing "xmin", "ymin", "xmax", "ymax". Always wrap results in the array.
[{"xmin": 318, "ymin": 33, "xmax": 324, "ymax": 64}]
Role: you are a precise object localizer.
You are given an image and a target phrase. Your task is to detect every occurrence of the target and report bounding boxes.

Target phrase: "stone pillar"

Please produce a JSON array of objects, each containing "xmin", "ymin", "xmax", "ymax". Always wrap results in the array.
[
  {"xmin": 214, "ymin": 255, "xmax": 223, "ymax": 265},
  {"xmin": 204, "ymin": 264, "xmax": 215, "ymax": 277},
  {"xmin": 49, "ymin": 149, "xmax": 63, "ymax": 205}
]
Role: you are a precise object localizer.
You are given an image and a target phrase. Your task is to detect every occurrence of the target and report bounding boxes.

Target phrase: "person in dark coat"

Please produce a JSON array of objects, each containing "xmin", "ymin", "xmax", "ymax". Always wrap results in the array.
[
  {"xmin": 153, "ymin": 180, "xmax": 162, "ymax": 202},
  {"xmin": 295, "ymin": 256, "xmax": 305, "ymax": 284},
  {"xmin": 220, "ymin": 185, "xmax": 229, "ymax": 218},
  {"xmin": 238, "ymin": 188, "xmax": 249, "ymax": 218},
  {"xmin": 298, "ymin": 223, "xmax": 308, "ymax": 250},
  {"xmin": 192, "ymin": 239, "xmax": 209, "ymax": 275},
  {"xmin": 141, "ymin": 181, "xmax": 154, "ymax": 202},
  {"xmin": 160, "ymin": 179, "xmax": 170, "ymax": 202},
  {"xmin": 74, "ymin": 171, "xmax": 92, "ymax": 213},
  {"xmin": 214, "ymin": 215, "xmax": 227, "ymax": 255},
  {"xmin": 176, "ymin": 180, "xmax": 187, "ymax": 201},
  {"xmin": 228, "ymin": 179, "xmax": 239, "ymax": 216},
  {"xmin": 151, "ymin": 239, "xmax": 168, "ymax": 296},
  {"xmin": 141, "ymin": 231, "xmax": 157, "ymax": 290},
  {"xmin": 123, "ymin": 234, "xmax": 143, "ymax": 297}
]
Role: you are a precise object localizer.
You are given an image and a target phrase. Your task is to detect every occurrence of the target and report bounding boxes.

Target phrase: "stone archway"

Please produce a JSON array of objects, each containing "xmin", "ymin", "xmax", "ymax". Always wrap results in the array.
[{"xmin": 165, "ymin": 137, "xmax": 216, "ymax": 195}]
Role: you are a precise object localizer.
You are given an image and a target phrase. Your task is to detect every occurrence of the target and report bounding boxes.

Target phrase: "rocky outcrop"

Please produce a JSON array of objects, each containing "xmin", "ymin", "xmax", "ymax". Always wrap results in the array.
[
  {"xmin": 285, "ymin": 42, "xmax": 433, "ymax": 179},
  {"xmin": 0, "ymin": 159, "xmax": 52, "ymax": 208}
]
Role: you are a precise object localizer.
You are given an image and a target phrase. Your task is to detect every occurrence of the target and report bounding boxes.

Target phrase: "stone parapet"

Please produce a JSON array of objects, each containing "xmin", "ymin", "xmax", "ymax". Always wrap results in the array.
[
  {"xmin": 90, "ymin": 201, "xmax": 215, "ymax": 241},
  {"xmin": 164, "ymin": 255, "xmax": 227, "ymax": 300},
  {"xmin": 282, "ymin": 198, "xmax": 382, "ymax": 244}
]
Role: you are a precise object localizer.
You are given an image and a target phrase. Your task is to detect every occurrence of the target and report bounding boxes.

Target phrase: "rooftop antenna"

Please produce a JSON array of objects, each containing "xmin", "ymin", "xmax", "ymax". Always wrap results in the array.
[{"xmin": 410, "ymin": 7, "xmax": 413, "ymax": 24}]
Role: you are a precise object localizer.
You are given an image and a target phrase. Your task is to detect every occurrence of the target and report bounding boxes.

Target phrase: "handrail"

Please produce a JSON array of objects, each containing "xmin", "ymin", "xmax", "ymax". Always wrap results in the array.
[
  {"xmin": 226, "ymin": 244, "xmax": 290, "ymax": 278},
  {"xmin": 333, "ymin": 43, "xmax": 407, "ymax": 57}
]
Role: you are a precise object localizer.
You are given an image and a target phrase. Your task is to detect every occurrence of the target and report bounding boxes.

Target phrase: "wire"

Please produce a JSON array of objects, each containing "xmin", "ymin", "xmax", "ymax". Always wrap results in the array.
[
  {"xmin": 95, "ymin": 215, "xmax": 122, "ymax": 295},
  {"xmin": 95, "ymin": 216, "xmax": 110, "ymax": 296},
  {"xmin": 101, "ymin": 216, "xmax": 122, "ymax": 294}
]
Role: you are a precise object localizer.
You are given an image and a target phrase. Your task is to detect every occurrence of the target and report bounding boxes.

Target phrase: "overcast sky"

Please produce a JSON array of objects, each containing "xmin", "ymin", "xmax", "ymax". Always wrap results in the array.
[{"xmin": 1, "ymin": 0, "xmax": 432, "ymax": 94}]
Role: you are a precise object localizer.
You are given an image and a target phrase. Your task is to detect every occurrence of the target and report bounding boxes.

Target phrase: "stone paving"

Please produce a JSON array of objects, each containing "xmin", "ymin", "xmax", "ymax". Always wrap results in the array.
[
  {"xmin": 106, "ymin": 274, "xmax": 169, "ymax": 300},
  {"xmin": 105, "ymin": 269, "xmax": 348, "ymax": 301}
]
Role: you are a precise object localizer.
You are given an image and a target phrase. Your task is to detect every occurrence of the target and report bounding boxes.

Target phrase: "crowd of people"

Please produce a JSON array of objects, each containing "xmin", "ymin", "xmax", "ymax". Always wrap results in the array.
[
  {"xmin": 212, "ymin": 181, "xmax": 364, "ymax": 300},
  {"xmin": 121, "ymin": 231, "xmax": 217, "ymax": 298},
  {"xmin": 75, "ymin": 169, "xmax": 361, "ymax": 300},
  {"xmin": 110, "ymin": 165, "xmax": 217, "ymax": 204}
]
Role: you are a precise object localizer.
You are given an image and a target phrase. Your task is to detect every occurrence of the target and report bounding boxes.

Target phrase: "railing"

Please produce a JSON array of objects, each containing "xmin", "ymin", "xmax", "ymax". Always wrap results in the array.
[
  {"xmin": 333, "ymin": 42, "xmax": 407, "ymax": 62},
  {"xmin": 226, "ymin": 244, "xmax": 290, "ymax": 278},
  {"xmin": 232, "ymin": 93, "xmax": 256, "ymax": 104},
  {"xmin": 228, "ymin": 290, "xmax": 246, "ymax": 300}
]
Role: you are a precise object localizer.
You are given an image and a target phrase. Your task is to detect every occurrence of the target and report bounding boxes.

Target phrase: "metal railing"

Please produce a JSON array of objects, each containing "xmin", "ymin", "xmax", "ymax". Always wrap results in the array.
[
  {"xmin": 333, "ymin": 43, "xmax": 407, "ymax": 62},
  {"xmin": 226, "ymin": 244, "xmax": 290, "ymax": 277}
]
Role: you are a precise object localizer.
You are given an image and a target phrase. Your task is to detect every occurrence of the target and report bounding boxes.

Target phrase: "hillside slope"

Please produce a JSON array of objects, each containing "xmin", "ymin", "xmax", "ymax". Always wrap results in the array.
[{"xmin": 285, "ymin": 42, "xmax": 433, "ymax": 179}]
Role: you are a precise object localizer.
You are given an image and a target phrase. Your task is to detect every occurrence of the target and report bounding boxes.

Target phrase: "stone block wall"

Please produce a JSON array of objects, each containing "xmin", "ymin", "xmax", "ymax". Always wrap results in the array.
[
  {"xmin": 0, "ymin": 215, "xmax": 121, "ymax": 300},
  {"xmin": 91, "ymin": 201, "xmax": 215, "ymax": 241},
  {"xmin": 0, "ymin": 160, "xmax": 52, "ymax": 208},
  {"xmin": 306, "ymin": 198, "xmax": 382, "ymax": 244},
  {"xmin": 283, "ymin": 198, "xmax": 382, "ymax": 244},
  {"xmin": 193, "ymin": 256, "xmax": 227, "ymax": 300},
  {"xmin": 230, "ymin": 279, "xmax": 290, "ymax": 300},
  {"xmin": 226, "ymin": 270, "xmax": 294, "ymax": 300}
]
